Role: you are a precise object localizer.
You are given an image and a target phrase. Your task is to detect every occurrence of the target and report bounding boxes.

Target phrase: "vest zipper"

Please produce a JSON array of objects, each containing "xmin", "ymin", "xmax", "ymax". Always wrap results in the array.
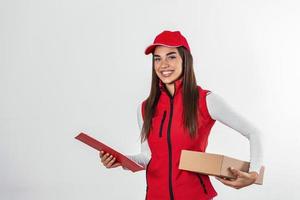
[
  {"xmin": 197, "ymin": 174, "xmax": 208, "ymax": 194},
  {"xmin": 159, "ymin": 111, "xmax": 167, "ymax": 138},
  {"xmin": 164, "ymin": 85, "xmax": 175, "ymax": 200},
  {"xmin": 167, "ymin": 98, "xmax": 174, "ymax": 200}
]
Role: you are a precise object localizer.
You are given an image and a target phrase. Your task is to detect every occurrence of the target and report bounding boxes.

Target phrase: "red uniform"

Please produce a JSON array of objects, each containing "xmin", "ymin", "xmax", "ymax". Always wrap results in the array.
[{"xmin": 141, "ymin": 78, "xmax": 218, "ymax": 200}]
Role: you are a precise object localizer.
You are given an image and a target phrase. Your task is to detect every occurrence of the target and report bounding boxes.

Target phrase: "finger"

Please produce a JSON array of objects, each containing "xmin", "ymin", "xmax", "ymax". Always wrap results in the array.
[
  {"xmin": 99, "ymin": 151, "xmax": 105, "ymax": 157},
  {"xmin": 106, "ymin": 157, "xmax": 116, "ymax": 168},
  {"xmin": 229, "ymin": 167, "xmax": 240, "ymax": 178},
  {"xmin": 215, "ymin": 176, "xmax": 237, "ymax": 187},
  {"xmin": 102, "ymin": 152, "xmax": 109, "ymax": 159},
  {"xmin": 230, "ymin": 167, "xmax": 249, "ymax": 179},
  {"xmin": 105, "ymin": 155, "xmax": 116, "ymax": 166},
  {"xmin": 103, "ymin": 155, "xmax": 114, "ymax": 165},
  {"xmin": 101, "ymin": 153, "xmax": 111, "ymax": 162},
  {"xmin": 102, "ymin": 154, "xmax": 111, "ymax": 164},
  {"xmin": 111, "ymin": 162, "xmax": 121, "ymax": 168}
]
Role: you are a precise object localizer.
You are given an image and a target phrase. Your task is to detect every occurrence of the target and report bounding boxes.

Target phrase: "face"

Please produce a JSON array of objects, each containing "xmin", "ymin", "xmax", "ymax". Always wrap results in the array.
[{"xmin": 153, "ymin": 46, "xmax": 183, "ymax": 85}]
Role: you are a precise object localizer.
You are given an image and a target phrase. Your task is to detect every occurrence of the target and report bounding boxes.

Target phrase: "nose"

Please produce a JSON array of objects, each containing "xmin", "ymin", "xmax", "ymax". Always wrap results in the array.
[{"xmin": 160, "ymin": 57, "xmax": 169, "ymax": 68}]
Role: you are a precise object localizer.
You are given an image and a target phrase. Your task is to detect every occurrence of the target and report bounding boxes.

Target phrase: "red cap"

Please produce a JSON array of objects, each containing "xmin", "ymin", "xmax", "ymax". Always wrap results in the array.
[{"xmin": 144, "ymin": 30, "xmax": 191, "ymax": 55}]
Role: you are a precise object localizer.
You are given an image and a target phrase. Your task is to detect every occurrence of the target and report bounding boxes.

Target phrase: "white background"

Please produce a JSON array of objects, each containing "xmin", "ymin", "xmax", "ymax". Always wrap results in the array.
[{"xmin": 1, "ymin": 0, "xmax": 300, "ymax": 199}]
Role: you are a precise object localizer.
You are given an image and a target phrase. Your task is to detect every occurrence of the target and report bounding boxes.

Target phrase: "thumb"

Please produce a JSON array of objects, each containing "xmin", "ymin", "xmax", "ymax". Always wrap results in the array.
[
  {"xmin": 230, "ymin": 167, "xmax": 250, "ymax": 179},
  {"xmin": 230, "ymin": 167, "xmax": 241, "ymax": 178},
  {"xmin": 111, "ymin": 162, "xmax": 121, "ymax": 168}
]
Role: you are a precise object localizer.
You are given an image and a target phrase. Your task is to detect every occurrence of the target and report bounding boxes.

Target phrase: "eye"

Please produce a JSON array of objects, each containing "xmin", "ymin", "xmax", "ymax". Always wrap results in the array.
[
  {"xmin": 154, "ymin": 57, "xmax": 161, "ymax": 62},
  {"xmin": 168, "ymin": 56, "xmax": 176, "ymax": 59}
]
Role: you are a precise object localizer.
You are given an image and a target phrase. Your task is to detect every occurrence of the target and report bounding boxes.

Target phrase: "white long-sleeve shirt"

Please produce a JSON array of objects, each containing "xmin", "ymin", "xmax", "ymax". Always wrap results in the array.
[{"xmin": 126, "ymin": 91, "xmax": 264, "ymax": 173}]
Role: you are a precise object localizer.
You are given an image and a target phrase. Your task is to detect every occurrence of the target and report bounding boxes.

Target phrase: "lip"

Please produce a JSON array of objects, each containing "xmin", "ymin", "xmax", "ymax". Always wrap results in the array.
[
  {"xmin": 160, "ymin": 70, "xmax": 174, "ymax": 73},
  {"xmin": 160, "ymin": 70, "xmax": 174, "ymax": 77}
]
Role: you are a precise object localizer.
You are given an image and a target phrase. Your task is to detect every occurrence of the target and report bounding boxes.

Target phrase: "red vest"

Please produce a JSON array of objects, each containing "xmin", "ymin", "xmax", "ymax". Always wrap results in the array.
[{"xmin": 141, "ymin": 78, "xmax": 218, "ymax": 200}]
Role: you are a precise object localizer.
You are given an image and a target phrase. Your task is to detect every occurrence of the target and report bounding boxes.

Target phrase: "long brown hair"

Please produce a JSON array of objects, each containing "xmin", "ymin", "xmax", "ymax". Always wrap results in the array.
[{"xmin": 140, "ymin": 46, "xmax": 200, "ymax": 142}]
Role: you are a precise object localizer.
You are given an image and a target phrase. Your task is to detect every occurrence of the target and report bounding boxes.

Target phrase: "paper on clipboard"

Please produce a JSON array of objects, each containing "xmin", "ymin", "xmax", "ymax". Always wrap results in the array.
[{"xmin": 75, "ymin": 132, "xmax": 145, "ymax": 172}]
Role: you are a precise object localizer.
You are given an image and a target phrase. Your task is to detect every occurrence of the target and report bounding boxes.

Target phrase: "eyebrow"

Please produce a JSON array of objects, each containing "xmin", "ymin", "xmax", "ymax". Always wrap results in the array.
[{"xmin": 153, "ymin": 51, "xmax": 177, "ymax": 57}]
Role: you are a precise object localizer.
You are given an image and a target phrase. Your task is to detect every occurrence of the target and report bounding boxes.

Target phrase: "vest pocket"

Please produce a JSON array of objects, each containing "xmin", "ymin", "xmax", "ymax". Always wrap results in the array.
[
  {"xmin": 197, "ymin": 174, "xmax": 207, "ymax": 194},
  {"xmin": 159, "ymin": 110, "xmax": 167, "ymax": 138}
]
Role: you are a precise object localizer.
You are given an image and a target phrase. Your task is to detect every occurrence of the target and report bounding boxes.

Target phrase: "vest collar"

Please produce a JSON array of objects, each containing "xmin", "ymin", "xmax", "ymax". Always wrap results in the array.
[{"xmin": 159, "ymin": 77, "xmax": 183, "ymax": 97}]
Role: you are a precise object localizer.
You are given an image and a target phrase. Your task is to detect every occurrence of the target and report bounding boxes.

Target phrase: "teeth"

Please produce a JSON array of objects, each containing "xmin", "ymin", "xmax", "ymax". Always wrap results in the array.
[{"xmin": 161, "ymin": 71, "xmax": 173, "ymax": 76}]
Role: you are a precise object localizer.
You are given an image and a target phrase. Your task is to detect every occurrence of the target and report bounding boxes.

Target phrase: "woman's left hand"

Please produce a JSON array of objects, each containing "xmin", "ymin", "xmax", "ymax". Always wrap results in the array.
[{"xmin": 215, "ymin": 167, "xmax": 258, "ymax": 189}]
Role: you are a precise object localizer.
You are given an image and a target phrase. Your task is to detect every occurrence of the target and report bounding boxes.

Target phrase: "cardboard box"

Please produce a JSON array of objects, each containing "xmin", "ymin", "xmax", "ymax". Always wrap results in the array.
[{"xmin": 179, "ymin": 150, "xmax": 264, "ymax": 185}]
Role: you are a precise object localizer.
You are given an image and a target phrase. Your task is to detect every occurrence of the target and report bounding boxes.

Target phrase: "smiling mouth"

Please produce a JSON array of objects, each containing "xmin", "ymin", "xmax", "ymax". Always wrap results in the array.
[{"xmin": 161, "ymin": 70, "xmax": 174, "ymax": 77}]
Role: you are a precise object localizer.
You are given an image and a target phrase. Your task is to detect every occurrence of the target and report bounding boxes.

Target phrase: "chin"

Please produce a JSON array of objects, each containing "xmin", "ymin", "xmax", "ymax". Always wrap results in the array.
[{"xmin": 160, "ymin": 78, "xmax": 176, "ymax": 84}]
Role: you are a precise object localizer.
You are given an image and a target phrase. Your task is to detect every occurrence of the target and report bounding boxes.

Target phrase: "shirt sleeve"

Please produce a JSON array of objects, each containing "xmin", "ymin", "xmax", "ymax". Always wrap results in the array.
[
  {"xmin": 123, "ymin": 103, "xmax": 151, "ymax": 170},
  {"xmin": 206, "ymin": 91, "xmax": 264, "ymax": 173}
]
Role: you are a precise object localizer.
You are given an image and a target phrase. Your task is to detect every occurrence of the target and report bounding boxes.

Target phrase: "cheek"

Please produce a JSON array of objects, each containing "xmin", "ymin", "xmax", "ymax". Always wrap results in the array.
[
  {"xmin": 176, "ymin": 69, "xmax": 183, "ymax": 77},
  {"xmin": 154, "ymin": 67, "xmax": 160, "ymax": 76},
  {"xmin": 175, "ymin": 63, "xmax": 183, "ymax": 74},
  {"xmin": 154, "ymin": 63, "xmax": 160, "ymax": 72}
]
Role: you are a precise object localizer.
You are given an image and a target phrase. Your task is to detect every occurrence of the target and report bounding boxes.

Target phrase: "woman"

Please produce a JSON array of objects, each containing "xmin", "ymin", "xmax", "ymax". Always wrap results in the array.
[{"xmin": 99, "ymin": 30, "xmax": 263, "ymax": 200}]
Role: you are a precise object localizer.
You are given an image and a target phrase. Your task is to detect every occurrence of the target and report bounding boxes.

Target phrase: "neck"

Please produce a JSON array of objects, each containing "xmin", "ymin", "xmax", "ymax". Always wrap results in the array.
[
  {"xmin": 160, "ymin": 77, "xmax": 183, "ymax": 97},
  {"xmin": 165, "ymin": 83, "xmax": 175, "ymax": 97}
]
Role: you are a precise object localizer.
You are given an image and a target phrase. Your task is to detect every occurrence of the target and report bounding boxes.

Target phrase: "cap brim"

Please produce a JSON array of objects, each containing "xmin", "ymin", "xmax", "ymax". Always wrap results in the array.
[
  {"xmin": 144, "ymin": 43, "xmax": 182, "ymax": 55},
  {"xmin": 144, "ymin": 44, "xmax": 157, "ymax": 55}
]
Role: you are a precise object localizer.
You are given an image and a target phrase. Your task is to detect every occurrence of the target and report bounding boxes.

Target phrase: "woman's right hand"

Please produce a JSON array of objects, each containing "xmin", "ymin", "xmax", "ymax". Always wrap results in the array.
[{"xmin": 99, "ymin": 151, "xmax": 122, "ymax": 168}]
